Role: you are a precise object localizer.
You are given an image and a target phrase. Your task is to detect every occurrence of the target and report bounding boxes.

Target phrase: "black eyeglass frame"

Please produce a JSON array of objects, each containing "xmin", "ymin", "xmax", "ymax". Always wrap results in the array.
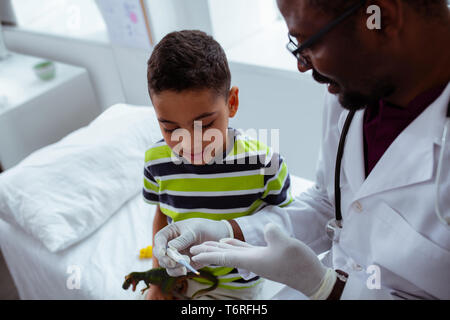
[{"xmin": 287, "ymin": 0, "xmax": 368, "ymax": 67}]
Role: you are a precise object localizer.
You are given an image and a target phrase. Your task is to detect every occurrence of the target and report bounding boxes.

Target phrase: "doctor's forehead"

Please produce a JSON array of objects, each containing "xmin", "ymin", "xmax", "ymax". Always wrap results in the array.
[{"xmin": 277, "ymin": 0, "xmax": 331, "ymax": 39}]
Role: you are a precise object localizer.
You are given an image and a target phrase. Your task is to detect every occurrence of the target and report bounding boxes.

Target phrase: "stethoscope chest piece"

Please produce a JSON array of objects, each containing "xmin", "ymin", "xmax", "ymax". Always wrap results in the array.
[{"xmin": 326, "ymin": 218, "xmax": 343, "ymax": 242}]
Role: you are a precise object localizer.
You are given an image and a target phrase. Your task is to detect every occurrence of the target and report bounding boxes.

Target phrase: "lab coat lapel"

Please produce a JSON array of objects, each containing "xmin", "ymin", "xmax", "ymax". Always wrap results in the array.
[
  {"xmin": 340, "ymin": 110, "xmax": 366, "ymax": 194},
  {"xmin": 355, "ymin": 83, "xmax": 450, "ymax": 200}
]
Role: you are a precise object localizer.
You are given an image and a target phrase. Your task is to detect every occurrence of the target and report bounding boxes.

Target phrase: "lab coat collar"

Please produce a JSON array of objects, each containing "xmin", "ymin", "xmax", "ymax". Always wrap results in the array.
[{"xmin": 342, "ymin": 82, "xmax": 450, "ymax": 200}]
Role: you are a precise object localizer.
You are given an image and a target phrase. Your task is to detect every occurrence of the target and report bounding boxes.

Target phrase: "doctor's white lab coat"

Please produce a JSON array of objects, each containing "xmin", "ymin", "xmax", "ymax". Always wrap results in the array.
[{"xmin": 235, "ymin": 83, "xmax": 450, "ymax": 299}]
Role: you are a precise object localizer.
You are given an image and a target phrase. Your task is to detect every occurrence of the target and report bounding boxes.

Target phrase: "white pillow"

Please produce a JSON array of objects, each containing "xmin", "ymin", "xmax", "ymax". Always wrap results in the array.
[{"xmin": 0, "ymin": 104, "xmax": 162, "ymax": 252}]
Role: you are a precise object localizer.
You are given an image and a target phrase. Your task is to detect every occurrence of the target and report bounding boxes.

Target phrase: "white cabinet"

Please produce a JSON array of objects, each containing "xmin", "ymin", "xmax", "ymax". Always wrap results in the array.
[{"xmin": 0, "ymin": 52, "xmax": 101, "ymax": 171}]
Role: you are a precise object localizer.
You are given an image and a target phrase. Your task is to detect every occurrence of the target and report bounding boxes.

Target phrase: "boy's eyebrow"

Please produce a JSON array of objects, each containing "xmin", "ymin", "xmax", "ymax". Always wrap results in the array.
[{"xmin": 158, "ymin": 112, "xmax": 217, "ymax": 124}]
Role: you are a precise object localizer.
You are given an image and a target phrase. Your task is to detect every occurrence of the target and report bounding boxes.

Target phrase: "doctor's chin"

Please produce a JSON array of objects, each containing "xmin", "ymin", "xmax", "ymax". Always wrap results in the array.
[{"xmin": 0, "ymin": 0, "xmax": 449, "ymax": 306}]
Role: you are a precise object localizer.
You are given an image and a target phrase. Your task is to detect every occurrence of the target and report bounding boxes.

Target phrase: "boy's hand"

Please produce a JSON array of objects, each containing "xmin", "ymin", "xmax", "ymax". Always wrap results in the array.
[
  {"xmin": 145, "ymin": 285, "xmax": 171, "ymax": 300},
  {"xmin": 153, "ymin": 218, "xmax": 232, "ymax": 276}
]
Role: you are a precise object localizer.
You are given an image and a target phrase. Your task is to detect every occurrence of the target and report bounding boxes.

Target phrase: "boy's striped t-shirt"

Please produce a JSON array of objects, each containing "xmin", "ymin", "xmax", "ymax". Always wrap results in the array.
[{"xmin": 143, "ymin": 128, "xmax": 293, "ymax": 289}]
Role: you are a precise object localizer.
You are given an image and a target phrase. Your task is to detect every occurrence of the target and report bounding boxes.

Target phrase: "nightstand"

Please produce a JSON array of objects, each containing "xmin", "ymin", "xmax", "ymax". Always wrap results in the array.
[{"xmin": 0, "ymin": 52, "xmax": 101, "ymax": 171}]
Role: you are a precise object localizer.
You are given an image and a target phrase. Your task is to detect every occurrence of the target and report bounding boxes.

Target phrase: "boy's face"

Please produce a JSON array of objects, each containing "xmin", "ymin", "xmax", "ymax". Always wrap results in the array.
[{"xmin": 151, "ymin": 87, "xmax": 239, "ymax": 165}]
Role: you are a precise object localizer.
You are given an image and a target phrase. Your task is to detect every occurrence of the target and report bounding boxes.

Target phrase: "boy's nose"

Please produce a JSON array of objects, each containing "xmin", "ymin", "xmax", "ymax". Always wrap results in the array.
[{"xmin": 180, "ymin": 139, "xmax": 203, "ymax": 155}]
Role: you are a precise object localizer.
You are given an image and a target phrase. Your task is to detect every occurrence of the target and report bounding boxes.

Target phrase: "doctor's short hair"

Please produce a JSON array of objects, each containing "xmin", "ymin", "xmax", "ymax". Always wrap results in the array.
[
  {"xmin": 147, "ymin": 30, "xmax": 231, "ymax": 99},
  {"xmin": 310, "ymin": 0, "xmax": 448, "ymax": 19}
]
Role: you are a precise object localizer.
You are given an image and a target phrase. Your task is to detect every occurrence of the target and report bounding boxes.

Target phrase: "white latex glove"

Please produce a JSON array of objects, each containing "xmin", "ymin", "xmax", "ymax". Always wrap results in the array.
[
  {"xmin": 191, "ymin": 223, "xmax": 337, "ymax": 299},
  {"xmin": 153, "ymin": 218, "xmax": 233, "ymax": 277}
]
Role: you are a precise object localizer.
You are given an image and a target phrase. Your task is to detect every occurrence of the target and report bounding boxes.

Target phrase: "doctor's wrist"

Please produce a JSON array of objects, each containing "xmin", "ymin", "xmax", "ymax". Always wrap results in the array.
[
  {"xmin": 309, "ymin": 268, "xmax": 337, "ymax": 300},
  {"xmin": 326, "ymin": 270, "xmax": 348, "ymax": 300}
]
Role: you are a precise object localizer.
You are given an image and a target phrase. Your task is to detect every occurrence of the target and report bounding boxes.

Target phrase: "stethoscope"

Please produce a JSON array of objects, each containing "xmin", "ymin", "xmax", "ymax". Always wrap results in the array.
[{"xmin": 326, "ymin": 99, "xmax": 450, "ymax": 242}]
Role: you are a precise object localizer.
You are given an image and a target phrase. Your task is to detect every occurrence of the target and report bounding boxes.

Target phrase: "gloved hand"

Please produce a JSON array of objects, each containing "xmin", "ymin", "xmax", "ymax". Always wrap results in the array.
[
  {"xmin": 190, "ymin": 223, "xmax": 337, "ymax": 299},
  {"xmin": 153, "ymin": 218, "xmax": 233, "ymax": 277}
]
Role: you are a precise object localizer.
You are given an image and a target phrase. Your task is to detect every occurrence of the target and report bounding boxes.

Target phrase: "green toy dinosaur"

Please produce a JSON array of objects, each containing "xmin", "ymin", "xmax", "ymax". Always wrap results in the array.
[{"xmin": 122, "ymin": 267, "xmax": 218, "ymax": 299}]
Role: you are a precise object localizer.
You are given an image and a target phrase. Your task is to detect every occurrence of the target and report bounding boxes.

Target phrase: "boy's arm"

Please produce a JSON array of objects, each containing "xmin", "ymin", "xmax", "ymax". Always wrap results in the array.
[
  {"xmin": 260, "ymin": 153, "xmax": 293, "ymax": 208},
  {"xmin": 146, "ymin": 204, "xmax": 173, "ymax": 300},
  {"xmin": 152, "ymin": 205, "xmax": 167, "ymax": 268},
  {"xmin": 228, "ymin": 153, "xmax": 293, "ymax": 242},
  {"xmin": 228, "ymin": 219, "xmax": 245, "ymax": 241}
]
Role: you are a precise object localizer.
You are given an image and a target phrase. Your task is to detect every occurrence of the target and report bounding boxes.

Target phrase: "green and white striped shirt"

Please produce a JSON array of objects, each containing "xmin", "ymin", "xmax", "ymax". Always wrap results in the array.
[{"xmin": 143, "ymin": 128, "xmax": 293, "ymax": 290}]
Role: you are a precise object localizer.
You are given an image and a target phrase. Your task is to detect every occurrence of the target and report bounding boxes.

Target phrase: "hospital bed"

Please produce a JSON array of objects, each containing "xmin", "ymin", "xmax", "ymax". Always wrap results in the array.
[{"xmin": 0, "ymin": 104, "xmax": 311, "ymax": 300}]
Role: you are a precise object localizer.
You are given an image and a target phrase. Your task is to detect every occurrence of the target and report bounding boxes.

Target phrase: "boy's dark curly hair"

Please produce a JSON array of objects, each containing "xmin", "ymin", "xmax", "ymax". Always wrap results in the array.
[{"xmin": 147, "ymin": 30, "xmax": 231, "ymax": 99}]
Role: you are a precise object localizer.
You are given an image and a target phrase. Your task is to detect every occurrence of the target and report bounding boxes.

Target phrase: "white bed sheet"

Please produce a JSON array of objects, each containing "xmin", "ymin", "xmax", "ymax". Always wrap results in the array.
[
  {"xmin": 0, "ymin": 191, "xmax": 154, "ymax": 299},
  {"xmin": 0, "ymin": 176, "xmax": 314, "ymax": 300}
]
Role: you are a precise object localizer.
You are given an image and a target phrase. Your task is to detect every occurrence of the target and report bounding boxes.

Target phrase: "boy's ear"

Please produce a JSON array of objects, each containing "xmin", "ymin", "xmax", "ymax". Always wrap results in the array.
[{"xmin": 228, "ymin": 86, "xmax": 239, "ymax": 118}]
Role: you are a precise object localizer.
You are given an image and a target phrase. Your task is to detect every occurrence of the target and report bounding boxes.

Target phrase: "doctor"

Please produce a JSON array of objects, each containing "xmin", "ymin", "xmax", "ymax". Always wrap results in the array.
[{"xmin": 154, "ymin": 0, "xmax": 450, "ymax": 299}]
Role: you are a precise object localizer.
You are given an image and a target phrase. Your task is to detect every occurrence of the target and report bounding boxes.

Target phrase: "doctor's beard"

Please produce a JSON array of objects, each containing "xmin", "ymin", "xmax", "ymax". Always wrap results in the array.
[{"xmin": 312, "ymin": 69, "xmax": 396, "ymax": 111}]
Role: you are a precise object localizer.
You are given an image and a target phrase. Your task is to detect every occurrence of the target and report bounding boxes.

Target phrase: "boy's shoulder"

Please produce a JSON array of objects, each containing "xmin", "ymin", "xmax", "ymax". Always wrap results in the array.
[
  {"xmin": 229, "ymin": 128, "xmax": 277, "ymax": 161},
  {"xmin": 144, "ymin": 139, "xmax": 171, "ymax": 163}
]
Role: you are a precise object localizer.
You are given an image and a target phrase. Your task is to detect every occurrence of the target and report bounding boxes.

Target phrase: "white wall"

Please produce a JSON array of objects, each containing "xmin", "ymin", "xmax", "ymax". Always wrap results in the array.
[
  {"xmin": 3, "ymin": 28, "xmax": 127, "ymax": 111},
  {"xmin": 146, "ymin": 0, "xmax": 213, "ymax": 43},
  {"xmin": 207, "ymin": 0, "xmax": 279, "ymax": 49},
  {"xmin": 3, "ymin": 27, "xmax": 155, "ymax": 109},
  {"xmin": 229, "ymin": 62, "xmax": 325, "ymax": 180},
  {"xmin": 145, "ymin": 0, "xmax": 179, "ymax": 42},
  {"xmin": 111, "ymin": 45, "xmax": 152, "ymax": 106},
  {"xmin": 147, "ymin": 0, "xmax": 279, "ymax": 49}
]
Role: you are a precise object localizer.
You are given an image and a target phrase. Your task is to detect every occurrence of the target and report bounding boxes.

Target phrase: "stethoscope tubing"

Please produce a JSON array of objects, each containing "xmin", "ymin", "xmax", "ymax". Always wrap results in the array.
[{"xmin": 334, "ymin": 110, "xmax": 356, "ymax": 223}]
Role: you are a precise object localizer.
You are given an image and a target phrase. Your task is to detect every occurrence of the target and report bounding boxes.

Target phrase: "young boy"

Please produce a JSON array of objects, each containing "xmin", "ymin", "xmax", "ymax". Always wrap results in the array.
[{"xmin": 143, "ymin": 30, "xmax": 293, "ymax": 300}]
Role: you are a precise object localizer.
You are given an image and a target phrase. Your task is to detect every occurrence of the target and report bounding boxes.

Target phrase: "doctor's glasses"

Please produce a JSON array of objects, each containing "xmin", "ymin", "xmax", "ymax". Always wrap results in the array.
[{"xmin": 286, "ymin": 0, "xmax": 367, "ymax": 68}]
